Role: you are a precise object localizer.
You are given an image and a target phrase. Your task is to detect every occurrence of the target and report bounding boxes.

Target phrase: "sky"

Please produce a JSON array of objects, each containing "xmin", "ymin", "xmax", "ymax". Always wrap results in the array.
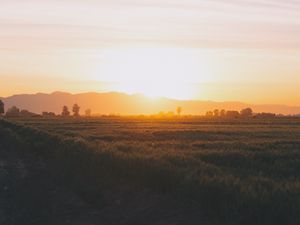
[{"xmin": 0, "ymin": 0, "xmax": 300, "ymax": 105}]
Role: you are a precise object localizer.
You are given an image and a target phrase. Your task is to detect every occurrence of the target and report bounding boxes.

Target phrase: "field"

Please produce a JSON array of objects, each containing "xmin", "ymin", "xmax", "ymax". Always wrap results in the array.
[{"xmin": 1, "ymin": 117, "xmax": 300, "ymax": 225}]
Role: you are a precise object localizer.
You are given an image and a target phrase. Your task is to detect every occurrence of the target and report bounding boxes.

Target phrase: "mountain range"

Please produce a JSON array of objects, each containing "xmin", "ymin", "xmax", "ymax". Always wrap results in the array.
[{"xmin": 1, "ymin": 92, "xmax": 300, "ymax": 115}]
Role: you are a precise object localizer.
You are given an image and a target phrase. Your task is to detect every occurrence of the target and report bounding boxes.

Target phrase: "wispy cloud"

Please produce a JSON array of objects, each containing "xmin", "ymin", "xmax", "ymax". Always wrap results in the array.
[
  {"xmin": 1, "ymin": 0, "xmax": 300, "ymax": 52},
  {"xmin": 0, "ymin": 0, "xmax": 300, "ymax": 104}
]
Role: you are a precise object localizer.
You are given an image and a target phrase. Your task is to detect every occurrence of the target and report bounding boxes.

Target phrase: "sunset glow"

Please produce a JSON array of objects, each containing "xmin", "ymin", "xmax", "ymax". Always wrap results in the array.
[
  {"xmin": 1, "ymin": 0, "xmax": 300, "ymax": 106},
  {"xmin": 2, "ymin": 1, "xmax": 300, "ymax": 223},
  {"xmin": 90, "ymin": 47, "xmax": 212, "ymax": 99}
]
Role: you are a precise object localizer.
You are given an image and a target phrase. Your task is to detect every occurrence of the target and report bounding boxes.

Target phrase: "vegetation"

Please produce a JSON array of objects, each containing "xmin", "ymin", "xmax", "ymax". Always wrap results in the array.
[
  {"xmin": 176, "ymin": 106, "xmax": 182, "ymax": 116},
  {"xmin": 42, "ymin": 111, "xmax": 56, "ymax": 117},
  {"xmin": 2, "ymin": 116, "xmax": 300, "ymax": 225},
  {"xmin": 206, "ymin": 108, "xmax": 257, "ymax": 119},
  {"xmin": 240, "ymin": 107, "xmax": 253, "ymax": 117},
  {"xmin": 85, "ymin": 108, "xmax": 91, "ymax": 117},
  {"xmin": 6, "ymin": 106, "xmax": 20, "ymax": 117},
  {"xmin": 1, "ymin": 103, "xmax": 298, "ymax": 119},
  {"xmin": 0, "ymin": 99, "xmax": 4, "ymax": 115},
  {"xmin": 61, "ymin": 105, "xmax": 70, "ymax": 117},
  {"xmin": 72, "ymin": 103, "xmax": 80, "ymax": 117},
  {"xmin": 255, "ymin": 112, "xmax": 276, "ymax": 118},
  {"xmin": 4, "ymin": 106, "xmax": 38, "ymax": 117}
]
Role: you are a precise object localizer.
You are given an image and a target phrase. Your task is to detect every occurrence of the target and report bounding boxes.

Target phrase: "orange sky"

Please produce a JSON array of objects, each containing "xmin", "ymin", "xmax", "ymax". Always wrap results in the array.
[{"xmin": 0, "ymin": 0, "xmax": 300, "ymax": 106}]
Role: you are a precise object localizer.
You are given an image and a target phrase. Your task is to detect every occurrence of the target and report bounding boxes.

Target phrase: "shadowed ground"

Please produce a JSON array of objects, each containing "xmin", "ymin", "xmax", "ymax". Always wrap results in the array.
[
  {"xmin": 1, "ymin": 117, "xmax": 300, "ymax": 225},
  {"xmin": 0, "ymin": 123, "xmax": 214, "ymax": 225}
]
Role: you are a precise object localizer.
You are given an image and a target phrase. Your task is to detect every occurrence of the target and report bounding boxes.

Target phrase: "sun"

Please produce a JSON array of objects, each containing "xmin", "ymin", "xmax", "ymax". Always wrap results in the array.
[
  {"xmin": 112, "ymin": 80, "xmax": 197, "ymax": 100},
  {"xmin": 91, "ymin": 47, "xmax": 214, "ymax": 99}
]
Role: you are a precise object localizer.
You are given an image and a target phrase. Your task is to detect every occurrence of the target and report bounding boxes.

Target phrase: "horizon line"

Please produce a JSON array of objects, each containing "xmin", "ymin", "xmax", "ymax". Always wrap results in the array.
[{"xmin": 1, "ymin": 90, "xmax": 300, "ymax": 108}]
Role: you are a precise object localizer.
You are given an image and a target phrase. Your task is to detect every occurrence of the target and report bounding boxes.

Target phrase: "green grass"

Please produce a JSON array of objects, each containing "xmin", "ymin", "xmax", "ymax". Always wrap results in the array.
[{"xmin": 1, "ymin": 117, "xmax": 300, "ymax": 225}]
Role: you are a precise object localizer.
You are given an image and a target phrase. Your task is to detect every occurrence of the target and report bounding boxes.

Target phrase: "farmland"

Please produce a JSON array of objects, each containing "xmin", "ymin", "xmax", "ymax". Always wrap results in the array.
[{"xmin": 1, "ymin": 117, "xmax": 300, "ymax": 225}]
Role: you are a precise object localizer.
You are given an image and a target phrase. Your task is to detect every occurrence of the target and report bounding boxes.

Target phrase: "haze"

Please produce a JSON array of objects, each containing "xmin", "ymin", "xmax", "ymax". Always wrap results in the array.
[{"xmin": 1, "ymin": 0, "xmax": 300, "ymax": 106}]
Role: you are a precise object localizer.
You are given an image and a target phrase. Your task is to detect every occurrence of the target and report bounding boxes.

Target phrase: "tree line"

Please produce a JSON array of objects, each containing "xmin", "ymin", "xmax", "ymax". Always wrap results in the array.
[
  {"xmin": 204, "ymin": 108, "xmax": 278, "ymax": 118},
  {"xmin": 0, "ymin": 100, "xmax": 91, "ymax": 118},
  {"xmin": 205, "ymin": 108, "xmax": 253, "ymax": 118},
  {"xmin": 0, "ymin": 99, "xmax": 290, "ymax": 119},
  {"xmin": 59, "ymin": 104, "xmax": 92, "ymax": 117}
]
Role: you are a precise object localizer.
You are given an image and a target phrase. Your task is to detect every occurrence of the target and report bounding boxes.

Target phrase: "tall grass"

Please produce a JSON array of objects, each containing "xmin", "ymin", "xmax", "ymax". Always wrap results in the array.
[{"xmin": 1, "ymin": 118, "xmax": 300, "ymax": 225}]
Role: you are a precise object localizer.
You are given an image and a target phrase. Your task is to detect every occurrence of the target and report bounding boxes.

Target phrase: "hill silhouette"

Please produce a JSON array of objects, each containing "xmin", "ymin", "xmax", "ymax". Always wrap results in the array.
[{"xmin": 1, "ymin": 92, "xmax": 300, "ymax": 115}]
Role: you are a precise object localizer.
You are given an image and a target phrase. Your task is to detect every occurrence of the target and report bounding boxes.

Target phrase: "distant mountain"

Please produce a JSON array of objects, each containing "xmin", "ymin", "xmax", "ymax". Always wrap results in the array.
[{"xmin": 1, "ymin": 92, "xmax": 300, "ymax": 115}]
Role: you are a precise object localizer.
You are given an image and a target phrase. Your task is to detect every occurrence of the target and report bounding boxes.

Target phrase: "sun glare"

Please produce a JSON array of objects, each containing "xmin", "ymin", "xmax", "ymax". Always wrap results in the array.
[{"xmin": 91, "ymin": 47, "xmax": 213, "ymax": 99}]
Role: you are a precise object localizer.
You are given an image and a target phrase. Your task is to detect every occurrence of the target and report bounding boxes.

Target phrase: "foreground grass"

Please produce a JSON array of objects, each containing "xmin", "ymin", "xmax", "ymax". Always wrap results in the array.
[{"xmin": 1, "ymin": 117, "xmax": 300, "ymax": 225}]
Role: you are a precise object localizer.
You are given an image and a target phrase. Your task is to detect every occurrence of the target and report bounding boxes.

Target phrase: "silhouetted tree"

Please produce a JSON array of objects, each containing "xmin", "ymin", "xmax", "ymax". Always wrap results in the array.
[
  {"xmin": 42, "ymin": 112, "xmax": 56, "ymax": 117},
  {"xmin": 48, "ymin": 112, "xmax": 56, "ymax": 117},
  {"xmin": 20, "ymin": 110, "xmax": 36, "ymax": 117},
  {"xmin": 6, "ymin": 106, "xmax": 20, "ymax": 117},
  {"xmin": 220, "ymin": 109, "xmax": 226, "ymax": 117},
  {"xmin": 61, "ymin": 106, "xmax": 70, "ymax": 117},
  {"xmin": 206, "ymin": 111, "xmax": 213, "ymax": 117},
  {"xmin": 213, "ymin": 109, "xmax": 219, "ymax": 117},
  {"xmin": 254, "ymin": 112, "xmax": 276, "ymax": 119},
  {"xmin": 85, "ymin": 109, "xmax": 91, "ymax": 117},
  {"xmin": 72, "ymin": 104, "xmax": 80, "ymax": 117},
  {"xmin": 176, "ymin": 106, "xmax": 182, "ymax": 116},
  {"xmin": 226, "ymin": 110, "xmax": 240, "ymax": 118},
  {"xmin": 240, "ymin": 108, "xmax": 253, "ymax": 117},
  {"xmin": 0, "ymin": 100, "xmax": 4, "ymax": 115}
]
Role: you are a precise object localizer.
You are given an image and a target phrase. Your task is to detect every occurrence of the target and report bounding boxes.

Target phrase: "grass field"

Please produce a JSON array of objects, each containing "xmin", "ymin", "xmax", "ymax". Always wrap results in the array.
[{"xmin": 1, "ymin": 117, "xmax": 300, "ymax": 225}]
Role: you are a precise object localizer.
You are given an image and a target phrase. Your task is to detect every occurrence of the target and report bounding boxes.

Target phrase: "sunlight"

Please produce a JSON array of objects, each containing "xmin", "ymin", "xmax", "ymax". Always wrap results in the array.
[
  {"xmin": 111, "ymin": 80, "xmax": 197, "ymax": 100},
  {"xmin": 91, "ymin": 47, "xmax": 214, "ymax": 99}
]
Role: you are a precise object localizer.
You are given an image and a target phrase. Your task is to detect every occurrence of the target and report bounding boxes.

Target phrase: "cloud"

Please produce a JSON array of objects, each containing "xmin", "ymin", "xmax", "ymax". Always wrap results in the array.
[{"xmin": 0, "ymin": 0, "xmax": 300, "ymax": 51}]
